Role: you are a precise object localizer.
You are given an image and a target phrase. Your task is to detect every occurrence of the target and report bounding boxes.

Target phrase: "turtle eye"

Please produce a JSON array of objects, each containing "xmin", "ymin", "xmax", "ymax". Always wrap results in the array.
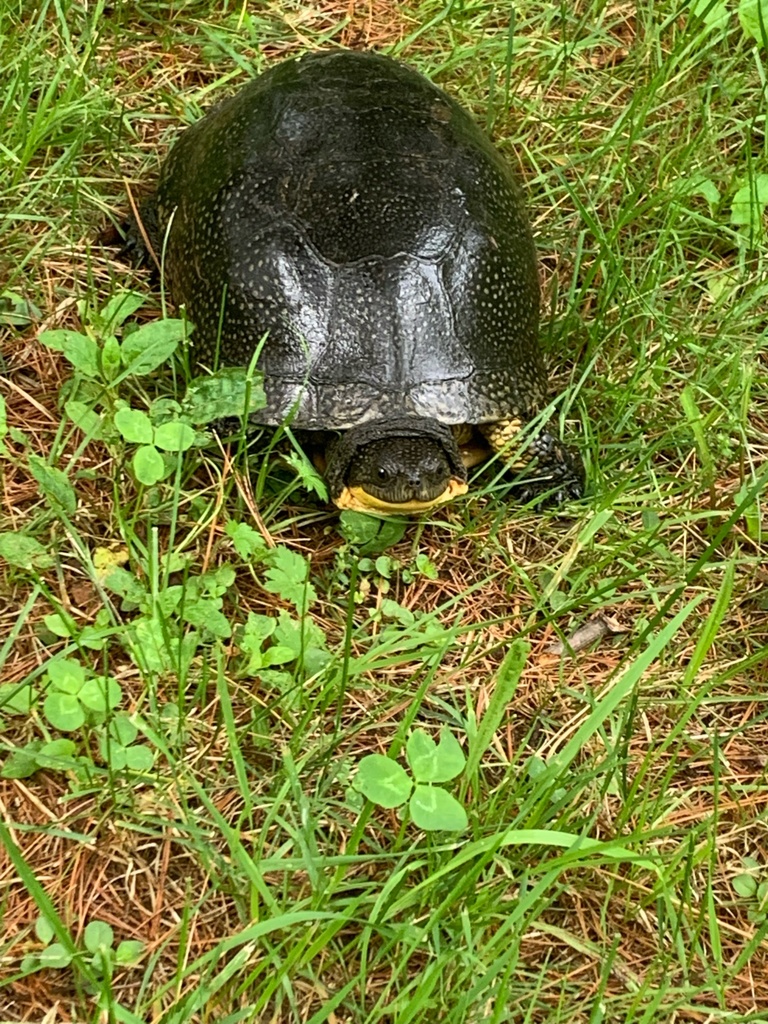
[{"xmin": 377, "ymin": 467, "xmax": 389, "ymax": 482}]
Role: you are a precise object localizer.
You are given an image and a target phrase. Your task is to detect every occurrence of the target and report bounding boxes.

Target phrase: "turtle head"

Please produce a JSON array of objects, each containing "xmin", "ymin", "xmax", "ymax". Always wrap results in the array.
[{"xmin": 327, "ymin": 420, "xmax": 468, "ymax": 514}]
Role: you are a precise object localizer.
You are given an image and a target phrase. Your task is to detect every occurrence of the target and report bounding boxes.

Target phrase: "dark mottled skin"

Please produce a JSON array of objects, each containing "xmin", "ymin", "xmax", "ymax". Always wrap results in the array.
[{"xmin": 143, "ymin": 50, "xmax": 584, "ymax": 503}]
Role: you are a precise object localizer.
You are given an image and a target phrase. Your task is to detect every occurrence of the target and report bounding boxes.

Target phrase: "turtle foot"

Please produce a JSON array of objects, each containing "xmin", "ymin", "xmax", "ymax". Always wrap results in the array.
[
  {"xmin": 517, "ymin": 431, "xmax": 585, "ymax": 505},
  {"xmin": 116, "ymin": 200, "xmax": 160, "ymax": 269}
]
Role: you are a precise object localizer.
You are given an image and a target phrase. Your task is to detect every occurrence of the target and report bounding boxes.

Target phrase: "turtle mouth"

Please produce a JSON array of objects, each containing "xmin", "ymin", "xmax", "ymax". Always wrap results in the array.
[
  {"xmin": 323, "ymin": 417, "xmax": 469, "ymax": 514},
  {"xmin": 336, "ymin": 477, "xmax": 468, "ymax": 515}
]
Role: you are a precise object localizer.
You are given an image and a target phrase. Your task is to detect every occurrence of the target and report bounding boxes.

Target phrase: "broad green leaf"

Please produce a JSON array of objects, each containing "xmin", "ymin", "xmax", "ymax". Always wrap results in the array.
[
  {"xmin": 132, "ymin": 444, "xmax": 166, "ymax": 485},
  {"xmin": 239, "ymin": 613, "xmax": 276, "ymax": 674},
  {"xmin": 44, "ymin": 613, "xmax": 76, "ymax": 638},
  {"xmin": 730, "ymin": 174, "xmax": 768, "ymax": 227},
  {"xmin": 124, "ymin": 745, "xmax": 155, "ymax": 771},
  {"xmin": 692, "ymin": 0, "xmax": 730, "ymax": 28},
  {"xmin": 38, "ymin": 739, "xmax": 78, "ymax": 759},
  {"xmin": 28, "ymin": 455, "xmax": 76, "ymax": 515},
  {"xmin": 160, "ymin": 702, "xmax": 180, "ymax": 731},
  {"xmin": 182, "ymin": 367, "xmax": 266, "ymax": 423},
  {"xmin": 47, "ymin": 658, "xmax": 85, "ymax": 693},
  {"xmin": 120, "ymin": 318, "xmax": 186, "ymax": 375},
  {"xmin": 409, "ymin": 784, "xmax": 468, "ymax": 831},
  {"xmin": 0, "ymin": 290, "xmax": 41, "ymax": 328},
  {"xmin": 35, "ymin": 915, "xmax": 55, "ymax": 945},
  {"xmin": 380, "ymin": 599, "xmax": 415, "ymax": 625},
  {"xmin": 101, "ymin": 744, "xmax": 127, "ymax": 769},
  {"xmin": 100, "ymin": 335, "xmax": 122, "ymax": 381},
  {"xmin": 108, "ymin": 714, "xmax": 138, "ymax": 745},
  {"xmin": 150, "ymin": 397, "xmax": 183, "ymax": 423},
  {"xmin": 99, "ymin": 290, "xmax": 146, "ymax": 329},
  {"xmin": 103, "ymin": 566, "xmax": 146, "ymax": 606},
  {"xmin": 154, "ymin": 420, "xmax": 195, "ymax": 452},
  {"xmin": 263, "ymin": 546, "xmax": 316, "ymax": 614},
  {"xmin": 298, "ymin": 645, "xmax": 331, "ymax": 676},
  {"xmin": 91, "ymin": 949, "xmax": 112, "ymax": 973},
  {"xmin": 414, "ymin": 552, "xmax": 438, "ymax": 579},
  {"xmin": 339, "ymin": 511, "xmax": 407, "ymax": 554},
  {"xmin": 114, "ymin": 406, "xmax": 154, "ymax": 445},
  {"xmin": 406, "ymin": 729, "xmax": 438, "ymax": 782},
  {"xmin": 39, "ymin": 330, "xmax": 100, "ymax": 378},
  {"xmin": 1, "ymin": 745, "xmax": 41, "ymax": 779},
  {"xmin": 0, "ymin": 532, "xmax": 54, "ymax": 571},
  {"xmin": 81, "ymin": 623, "xmax": 110, "ymax": 652},
  {"xmin": 739, "ymin": 0, "xmax": 767, "ymax": 44},
  {"xmin": 37, "ymin": 943, "xmax": 73, "ymax": 969},
  {"xmin": 209, "ymin": 563, "xmax": 236, "ymax": 592},
  {"xmin": 241, "ymin": 615, "xmax": 274, "ymax": 643},
  {"xmin": 84, "ymin": 920, "xmax": 114, "ymax": 953},
  {"xmin": 115, "ymin": 939, "xmax": 146, "ymax": 965},
  {"xmin": 162, "ymin": 551, "xmax": 190, "ymax": 575},
  {"xmin": 64, "ymin": 400, "xmax": 104, "ymax": 439},
  {"xmin": 43, "ymin": 692, "xmax": 85, "ymax": 731},
  {"xmin": 182, "ymin": 598, "xmax": 231, "ymax": 638},
  {"xmin": 375, "ymin": 555, "xmax": 394, "ymax": 578},
  {"xmin": 0, "ymin": 683, "xmax": 33, "ymax": 714},
  {"xmin": 339, "ymin": 511, "xmax": 380, "ymax": 546},
  {"xmin": 79, "ymin": 676, "xmax": 122, "ymax": 713},
  {"xmin": 272, "ymin": 610, "xmax": 330, "ymax": 674},
  {"xmin": 407, "ymin": 727, "xmax": 465, "ymax": 784},
  {"xmin": 527, "ymin": 755, "xmax": 548, "ymax": 781},
  {"xmin": 35, "ymin": 739, "xmax": 80, "ymax": 770},
  {"xmin": 156, "ymin": 584, "xmax": 184, "ymax": 616},
  {"xmin": 262, "ymin": 645, "xmax": 297, "ymax": 667},
  {"xmin": 226, "ymin": 520, "xmax": 268, "ymax": 559},
  {"xmin": 692, "ymin": 178, "xmax": 720, "ymax": 208},
  {"xmin": 353, "ymin": 754, "xmax": 412, "ymax": 808},
  {"xmin": 129, "ymin": 615, "xmax": 192, "ymax": 675},
  {"xmin": 257, "ymin": 668, "xmax": 293, "ymax": 693},
  {"xmin": 733, "ymin": 872, "xmax": 759, "ymax": 898}
]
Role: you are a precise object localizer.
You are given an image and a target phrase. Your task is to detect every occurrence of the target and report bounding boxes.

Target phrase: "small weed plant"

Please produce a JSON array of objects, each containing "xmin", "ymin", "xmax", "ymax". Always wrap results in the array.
[
  {"xmin": 1, "ymin": 658, "xmax": 153, "ymax": 781},
  {"xmin": 353, "ymin": 727, "xmax": 468, "ymax": 831},
  {"xmin": 22, "ymin": 914, "xmax": 144, "ymax": 981}
]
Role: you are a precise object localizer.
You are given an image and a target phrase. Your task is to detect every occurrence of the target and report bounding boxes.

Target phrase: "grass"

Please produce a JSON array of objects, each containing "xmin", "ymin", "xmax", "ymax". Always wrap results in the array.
[{"xmin": 1, "ymin": 0, "xmax": 767, "ymax": 1020}]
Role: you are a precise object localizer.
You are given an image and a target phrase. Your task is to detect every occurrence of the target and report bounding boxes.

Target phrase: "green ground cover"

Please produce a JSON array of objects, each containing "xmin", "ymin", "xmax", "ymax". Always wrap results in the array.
[{"xmin": 1, "ymin": 0, "xmax": 767, "ymax": 1021}]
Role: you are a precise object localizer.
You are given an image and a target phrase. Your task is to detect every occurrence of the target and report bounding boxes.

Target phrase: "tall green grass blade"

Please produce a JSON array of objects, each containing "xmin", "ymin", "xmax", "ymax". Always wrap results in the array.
[
  {"xmin": 214, "ymin": 644, "xmax": 253, "ymax": 818},
  {"xmin": 683, "ymin": 556, "xmax": 736, "ymax": 687},
  {"xmin": 464, "ymin": 638, "xmax": 529, "ymax": 783},
  {"xmin": 680, "ymin": 385, "xmax": 716, "ymax": 502}
]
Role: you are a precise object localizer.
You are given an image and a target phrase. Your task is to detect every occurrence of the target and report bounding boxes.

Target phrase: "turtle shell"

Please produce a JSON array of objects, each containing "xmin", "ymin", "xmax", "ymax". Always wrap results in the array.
[{"xmin": 152, "ymin": 50, "xmax": 546, "ymax": 430}]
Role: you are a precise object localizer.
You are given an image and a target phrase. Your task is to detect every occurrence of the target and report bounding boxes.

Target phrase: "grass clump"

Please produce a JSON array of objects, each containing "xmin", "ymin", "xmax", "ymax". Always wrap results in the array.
[{"xmin": 1, "ymin": 0, "xmax": 767, "ymax": 1021}]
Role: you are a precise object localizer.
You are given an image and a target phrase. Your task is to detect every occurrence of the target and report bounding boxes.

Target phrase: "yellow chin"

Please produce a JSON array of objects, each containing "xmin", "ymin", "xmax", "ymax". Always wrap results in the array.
[{"xmin": 334, "ymin": 477, "xmax": 468, "ymax": 515}]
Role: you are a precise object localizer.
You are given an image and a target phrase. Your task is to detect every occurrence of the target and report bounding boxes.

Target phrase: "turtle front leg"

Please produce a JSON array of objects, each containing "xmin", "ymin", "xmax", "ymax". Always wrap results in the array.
[{"xmin": 479, "ymin": 418, "xmax": 585, "ymax": 504}]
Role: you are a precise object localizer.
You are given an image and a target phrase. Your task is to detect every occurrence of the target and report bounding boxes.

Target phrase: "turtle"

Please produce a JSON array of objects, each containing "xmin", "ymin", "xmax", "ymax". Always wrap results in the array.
[{"xmin": 136, "ymin": 49, "xmax": 585, "ymax": 514}]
